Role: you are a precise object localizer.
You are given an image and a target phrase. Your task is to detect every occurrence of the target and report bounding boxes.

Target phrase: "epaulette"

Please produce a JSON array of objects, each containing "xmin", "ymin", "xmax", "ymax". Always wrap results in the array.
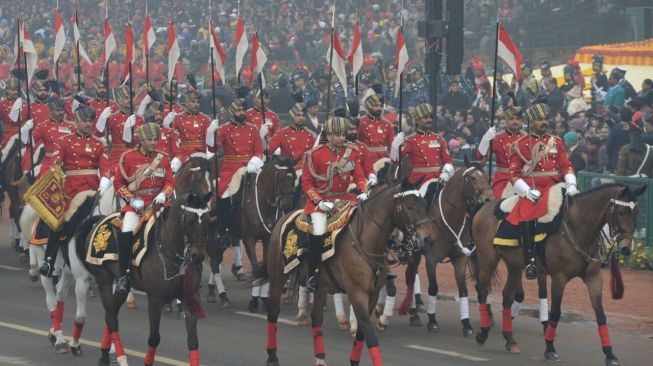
[{"xmin": 344, "ymin": 142, "xmax": 358, "ymax": 151}]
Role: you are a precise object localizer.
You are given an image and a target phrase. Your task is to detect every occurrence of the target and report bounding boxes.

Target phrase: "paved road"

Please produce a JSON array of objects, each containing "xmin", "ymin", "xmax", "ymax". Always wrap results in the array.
[{"xmin": 0, "ymin": 227, "xmax": 650, "ymax": 365}]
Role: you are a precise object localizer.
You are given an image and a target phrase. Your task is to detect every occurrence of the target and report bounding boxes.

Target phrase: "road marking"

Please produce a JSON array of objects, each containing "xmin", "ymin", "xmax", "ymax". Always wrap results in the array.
[
  {"xmin": 0, "ymin": 320, "xmax": 197, "ymax": 366},
  {"xmin": 0, "ymin": 264, "xmax": 21, "ymax": 271},
  {"xmin": 234, "ymin": 311, "xmax": 296, "ymax": 326},
  {"xmin": 0, "ymin": 356, "xmax": 32, "ymax": 365},
  {"xmin": 404, "ymin": 344, "xmax": 490, "ymax": 362}
]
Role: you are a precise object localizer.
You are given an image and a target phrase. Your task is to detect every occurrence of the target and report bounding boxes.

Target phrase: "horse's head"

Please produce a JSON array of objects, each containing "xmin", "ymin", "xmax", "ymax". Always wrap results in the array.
[
  {"xmin": 389, "ymin": 179, "xmax": 439, "ymax": 250},
  {"xmin": 455, "ymin": 157, "xmax": 494, "ymax": 211},
  {"xmin": 608, "ymin": 184, "xmax": 646, "ymax": 255},
  {"xmin": 174, "ymin": 157, "xmax": 212, "ymax": 196},
  {"xmin": 169, "ymin": 192, "xmax": 213, "ymax": 261},
  {"xmin": 264, "ymin": 155, "xmax": 297, "ymax": 212}
]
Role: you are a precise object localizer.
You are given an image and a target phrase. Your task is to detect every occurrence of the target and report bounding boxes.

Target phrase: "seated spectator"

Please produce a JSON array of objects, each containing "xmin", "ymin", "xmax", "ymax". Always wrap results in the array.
[
  {"xmin": 637, "ymin": 79, "xmax": 653, "ymax": 109},
  {"xmin": 554, "ymin": 120, "xmax": 569, "ymax": 138},
  {"xmin": 566, "ymin": 85, "xmax": 589, "ymax": 117},
  {"xmin": 564, "ymin": 131, "xmax": 585, "ymax": 172},
  {"xmin": 616, "ymin": 112, "xmax": 653, "ymax": 177},
  {"xmin": 584, "ymin": 136, "xmax": 608, "ymax": 173},
  {"xmin": 449, "ymin": 138, "xmax": 464, "ymax": 160}
]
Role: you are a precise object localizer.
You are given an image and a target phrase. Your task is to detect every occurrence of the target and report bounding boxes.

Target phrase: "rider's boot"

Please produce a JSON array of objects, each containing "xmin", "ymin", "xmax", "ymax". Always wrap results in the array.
[
  {"xmin": 306, "ymin": 234, "xmax": 324, "ymax": 293},
  {"xmin": 116, "ymin": 231, "xmax": 133, "ymax": 294},
  {"xmin": 520, "ymin": 221, "xmax": 537, "ymax": 280},
  {"xmin": 38, "ymin": 229, "xmax": 60, "ymax": 278}
]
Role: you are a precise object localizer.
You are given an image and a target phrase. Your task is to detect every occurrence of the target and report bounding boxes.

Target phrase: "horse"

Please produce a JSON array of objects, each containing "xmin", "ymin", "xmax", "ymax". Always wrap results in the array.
[
  {"xmin": 211, "ymin": 155, "xmax": 297, "ymax": 312},
  {"xmin": 1, "ymin": 140, "xmax": 33, "ymax": 260},
  {"xmin": 471, "ymin": 183, "xmax": 644, "ymax": 365},
  {"xmin": 174, "ymin": 156, "xmax": 215, "ymax": 197},
  {"xmin": 262, "ymin": 179, "xmax": 440, "ymax": 366},
  {"xmin": 79, "ymin": 192, "xmax": 212, "ymax": 366},
  {"xmin": 393, "ymin": 159, "xmax": 494, "ymax": 337}
]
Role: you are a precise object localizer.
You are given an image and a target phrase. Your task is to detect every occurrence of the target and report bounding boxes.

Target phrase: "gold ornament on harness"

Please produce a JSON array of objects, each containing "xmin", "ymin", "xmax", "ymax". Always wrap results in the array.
[
  {"xmin": 284, "ymin": 230, "xmax": 298, "ymax": 259},
  {"xmin": 93, "ymin": 225, "xmax": 111, "ymax": 253}
]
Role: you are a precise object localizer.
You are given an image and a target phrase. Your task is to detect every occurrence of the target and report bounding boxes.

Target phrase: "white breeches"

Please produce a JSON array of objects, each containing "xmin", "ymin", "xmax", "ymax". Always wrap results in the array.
[
  {"xmin": 310, "ymin": 212, "xmax": 327, "ymax": 236},
  {"xmin": 122, "ymin": 212, "xmax": 140, "ymax": 234},
  {"xmin": 418, "ymin": 178, "xmax": 438, "ymax": 197}
]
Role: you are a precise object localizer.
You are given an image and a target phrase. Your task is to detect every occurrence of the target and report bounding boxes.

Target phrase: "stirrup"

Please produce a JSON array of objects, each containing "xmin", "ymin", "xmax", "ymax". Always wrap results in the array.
[
  {"xmin": 524, "ymin": 263, "xmax": 537, "ymax": 280},
  {"xmin": 306, "ymin": 275, "xmax": 319, "ymax": 293},
  {"xmin": 116, "ymin": 275, "xmax": 131, "ymax": 294},
  {"xmin": 37, "ymin": 262, "xmax": 53, "ymax": 278}
]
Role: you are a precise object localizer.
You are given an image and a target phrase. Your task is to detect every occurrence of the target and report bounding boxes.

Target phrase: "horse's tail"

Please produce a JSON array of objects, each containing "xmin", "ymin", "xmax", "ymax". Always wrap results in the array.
[
  {"xmin": 184, "ymin": 259, "xmax": 206, "ymax": 319},
  {"xmin": 397, "ymin": 260, "xmax": 418, "ymax": 316},
  {"xmin": 610, "ymin": 253, "xmax": 624, "ymax": 300}
]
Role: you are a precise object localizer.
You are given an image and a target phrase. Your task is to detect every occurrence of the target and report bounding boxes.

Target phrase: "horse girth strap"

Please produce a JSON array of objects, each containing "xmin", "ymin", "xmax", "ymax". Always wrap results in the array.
[
  {"xmin": 120, "ymin": 152, "xmax": 165, "ymax": 191},
  {"xmin": 307, "ymin": 146, "xmax": 354, "ymax": 194}
]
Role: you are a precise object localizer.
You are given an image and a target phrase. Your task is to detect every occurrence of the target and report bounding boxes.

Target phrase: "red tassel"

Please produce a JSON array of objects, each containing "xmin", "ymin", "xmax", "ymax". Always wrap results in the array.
[
  {"xmin": 71, "ymin": 320, "xmax": 84, "ymax": 339},
  {"xmin": 189, "ymin": 349, "xmax": 200, "ymax": 366},
  {"xmin": 144, "ymin": 346, "xmax": 157, "ymax": 366},
  {"xmin": 610, "ymin": 254, "xmax": 624, "ymax": 300},
  {"xmin": 397, "ymin": 285, "xmax": 414, "ymax": 316},
  {"xmin": 111, "ymin": 332, "xmax": 126, "ymax": 357},
  {"xmin": 266, "ymin": 321, "xmax": 277, "ymax": 350},
  {"xmin": 479, "ymin": 303, "xmax": 490, "ymax": 328},
  {"xmin": 184, "ymin": 261, "xmax": 206, "ymax": 319},
  {"xmin": 350, "ymin": 339, "xmax": 364, "ymax": 363},
  {"xmin": 502, "ymin": 307, "xmax": 512, "ymax": 332},
  {"xmin": 100, "ymin": 323, "xmax": 111, "ymax": 349},
  {"xmin": 544, "ymin": 321, "xmax": 558, "ymax": 342},
  {"xmin": 312, "ymin": 326, "xmax": 325, "ymax": 357},
  {"xmin": 598, "ymin": 325, "xmax": 612, "ymax": 347},
  {"xmin": 369, "ymin": 346, "xmax": 383, "ymax": 366}
]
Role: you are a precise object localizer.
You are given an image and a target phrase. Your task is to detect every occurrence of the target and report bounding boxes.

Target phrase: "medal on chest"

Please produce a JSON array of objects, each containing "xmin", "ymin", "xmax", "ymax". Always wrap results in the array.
[
  {"xmin": 153, "ymin": 168, "xmax": 166, "ymax": 178},
  {"xmin": 58, "ymin": 127, "xmax": 71, "ymax": 134},
  {"xmin": 377, "ymin": 127, "xmax": 384, "ymax": 134},
  {"xmin": 193, "ymin": 121, "xmax": 199, "ymax": 128},
  {"xmin": 427, "ymin": 140, "xmax": 440, "ymax": 148},
  {"xmin": 85, "ymin": 144, "xmax": 93, "ymax": 153}
]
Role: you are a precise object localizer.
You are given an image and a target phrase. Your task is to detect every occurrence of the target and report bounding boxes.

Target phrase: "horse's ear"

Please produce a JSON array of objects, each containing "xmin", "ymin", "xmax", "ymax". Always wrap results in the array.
[
  {"xmin": 397, "ymin": 157, "xmax": 413, "ymax": 181},
  {"xmin": 464, "ymin": 155, "xmax": 470, "ymax": 168}
]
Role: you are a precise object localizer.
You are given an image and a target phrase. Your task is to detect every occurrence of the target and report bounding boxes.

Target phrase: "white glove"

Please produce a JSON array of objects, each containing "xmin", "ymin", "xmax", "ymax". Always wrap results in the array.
[
  {"xmin": 20, "ymin": 119, "xmax": 34, "ymax": 144},
  {"xmin": 273, "ymin": 147, "xmax": 281, "ymax": 155},
  {"xmin": 566, "ymin": 185, "xmax": 579, "ymax": 196},
  {"xmin": 205, "ymin": 119, "xmax": 220, "ymax": 147},
  {"xmin": 438, "ymin": 171, "xmax": 451, "ymax": 183},
  {"xmin": 317, "ymin": 200, "xmax": 334, "ymax": 212},
  {"xmin": 122, "ymin": 115, "xmax": 137, "ymax": 143},
  {"xmin": 367, "ymin": 174, "xmax": 378, "ymax": 187},
  {"xmin": 525, "ymin": 189, "xmax": 541, "ymax": 203},
  {"xmin": 154, "ymin": 192, "xmax": 166, "ymax": 205},
  {"xmin": 9, "ymin": 98, "xmax": 23, "ymax": 122},
  {"xmin": 246, "ymin": 156, "xmax": 264, "ymax": 173},
  {"xmin": 357, "ymin": 192, "xmax": 369, "ymax": 201},
  {"xmin": 390, "ymin": 132, "xmax": 405, "ymax": 162},
  {"xmin": 170, "ymin": 157, "xmax": 182, "ymax": 173},
  {"xmin": 130, "ymin": 197, "xmax": 145, "ymax": 211},
  {"xmin": 259, "ymin": 123, "xmax": 270, "ymax": 139},
  {"xmin": 564, "ymin": 173, "xmax": 579, "ymax": 196},
  {"xmin": 477, "ymin": 126, "xmax": 497, "ymax": 157},
  {"xmin": 513, "ymin": 178, "xmax": 531, "ymax": 197},
  {"xmin": 96, "ymin": 106, "xmax": 112, "ymax": 133},
  {"xmin": 98, "ymin": 177, "xmax": 112, "ymax": 193},
  {"xmin": 163, "ymin": 111, "xmax": 177, "ymax": 128},
  {"xmin": 442, "ymin": 163, "xmax": 454, "ymax": 178},
  {"xmin": 136, "ymin": 94, "xmax": 152, "ymax": 117}
]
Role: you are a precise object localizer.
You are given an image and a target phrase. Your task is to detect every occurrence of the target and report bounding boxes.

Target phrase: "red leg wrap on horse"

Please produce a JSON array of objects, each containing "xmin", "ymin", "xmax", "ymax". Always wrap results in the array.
[
  {"xmin": 598, "ymin": 325, "xmax": 611, "ymax": 347},
  {"xmin": 111, "ymin": 332, "xmax": 126, "ymax": 357},
  {"xmin": 312, "ymin": 327, "xmax": 325, "ymax": 356},
  {"xmin": 71, "ymin": 320, "xmax": 84, "ymax": 339},
  {"xmin": 544, "ymin": 321, "xmax": 558, "ymax": 342},
  {"xmin": 50, "ymin": 310, "xmax": 61, "ymax": 332},
  {"xmin": 189, "ymin": 349, "xmax": 199, "ymax": 366},
  {"xmin": 56, "ymin": 301, "xmax": 64, "ymax": 323},
  {"xmin": 479, "ymin": 303, "xmax": 490, "ymax": 328},
  {"xmin": 144, "ymin": 346, "xmax": 157, "ymax": 365},
  {"xmin": 100, "ymin": 324, "xmax": 111, "ymax": 349},
  {"xmin": 350, "ymin": 339, "xmax": 364, "ymax": 362},
  {"xmin": 266, "ymin": 322, "xmax": 277, "ymax": 350},
  {"xmin": 369, "ymin": 346, "xmax": 383, "ymax": 366},
  {"xmin": 502, "ymin": 307, "xmax": 513, "ymax": 332}
]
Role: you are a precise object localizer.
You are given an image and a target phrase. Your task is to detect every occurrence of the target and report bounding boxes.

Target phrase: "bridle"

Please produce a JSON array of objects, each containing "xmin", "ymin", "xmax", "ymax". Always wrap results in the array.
[{"xmin": 254, "ymin": 161, "xmax": 296, "ymax": 234}]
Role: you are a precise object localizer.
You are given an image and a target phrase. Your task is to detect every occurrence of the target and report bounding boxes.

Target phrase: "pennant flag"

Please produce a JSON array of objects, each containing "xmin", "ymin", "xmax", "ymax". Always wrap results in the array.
[
  {"xmin": 103, "ymin": 11, "xmax": 116, "ymax": 66},
  {"xmin": 53, "ymin": 9, "xmax": 65, "ymax": 67},
  {"xmin": 14, "ymin": 22, "xmax": 38, "ymax": 84},
  {"xmin": 234, "ymin": 16, "xmax": 248, "ymax": 79},
  {"xmin": 250, "ymin": 32, "xmax": 268, "ymax": 88},
  {"xmin": 167, "ymin": 22, "xmax": 180, "ymax": 84},
  {"xmin": 209, "ymin": 20, "xmax": 226, "ymax": 83},
  {"xmin": 347, "ymin": 21, "xmax": 363, "ymax": 79},
  {"xmin": 73, "ymin": 10, "xmax": 92, "ymax": 65},
  {"xmin": 326, "ymin": 30, "xmax": 348, "ymax": 98},
  {"xmin": 142, "ymin": 14, "xmax": 156, "ymax": 69},
  {"xmin": 497, "ymin": 24, "xmax": 523, "ymax": 81},
  {"xmin": 394, "ymin": 26, "xmax": 409, "ymax": 98},
  {"xmin": 122, "ymin": 23, "xmax": 134, "ymax": 84}
]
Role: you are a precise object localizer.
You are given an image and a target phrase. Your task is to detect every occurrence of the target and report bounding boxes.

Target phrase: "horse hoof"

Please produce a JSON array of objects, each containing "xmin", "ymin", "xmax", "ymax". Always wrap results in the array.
[
  {"xmin": 338, "ymin": 317, "xmax": 351, "ymax": 331},
  {"xmin": 98, "ymin": 357, "xmax": 110, "ymax": 366},
  {"xmin": 19, "ymin": 252, "xmax": 27, "ymax": 263},
  {"xmin": 27, "ymin": 268, "xmax": 39, "ymax": 282},
  {"xmin": 297, "ymin": 313, "xmax": 310, "ymax": 326},
  {"xmin": 55, "ymin": 342, "xmax": 70, "ymax": 354},
  {"xmin": 475, "ymin": 331, "xmax": 488, "ymax": 345},
  {"xmin": 544, "ymin": 351, "xmax": 560, "ymax": 362},
  {"xmin": 221, "ymin": 297, "xmax": 233, "ymax": 309},
  {"xmin": 606, "ymin": 358, "xmax": 620, "ymax": 366},
  {"xmin": 206, "ymin": 292, "xmax": 217, "ymax": 303},
  {"xmin": 505, "ymin": 342, "xmax": 520, "ymax": 354},
  {"xmin": 376, "ymin": 320, "xmax": 388, "ymax": 332},
  {"xmin": 409, "ymin": 314, "xmax": 422, "ymax": 327},
  {"xmin": 416, "ymin": 304, "xmax": 426, "ymax": 313},
  {"xmin": 314, "ymin": 357, "xmax": 326, "ymax": 366},
  {"xmin": 249, "ymin": 299, "xmax": 259, "ymax": 313},
  {"xmin": 266, "ymin": 361, "xmax": 280, "ymax": 366},
  {"xmin": 70, "ymin": 344, "xmax": 82, "ymax": 356},
  {"xmin": 350, "ymin": 327, "xmax": 358, "ymax": 338},
  {"xmin": 374, "ymin": 306, "xmax": 383, "ymax": 319},
  {"xmin": 427, "ymin": 321, "xmax": 440, "ymax": 332},
  {"xmin": 47, "ymin": 332, "xmax": 56, "ymax": 347},
  {"xmin": 462, "ymin": 327, "xmax": 475, "ymax": 338}
]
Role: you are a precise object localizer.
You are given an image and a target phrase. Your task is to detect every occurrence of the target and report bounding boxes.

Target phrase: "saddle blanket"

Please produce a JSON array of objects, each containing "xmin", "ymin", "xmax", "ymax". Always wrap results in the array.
[
  {"xmin": 30, "ymin": 217, "xmax": 50, "ymax": 245},
  {"xmin": 496, "ymin": 182, "xmax": 564, "ymax": 224},
  {"xmin": 295, "ymin": 200, "xmax": 357, "ymax": 235},
  {"xmin": 85, "ymin": 210, "xmax": 160, "ymax": 266},
  {"xmin": 493, "ymin": 219, "xmax": 549, "ymax": 247}
]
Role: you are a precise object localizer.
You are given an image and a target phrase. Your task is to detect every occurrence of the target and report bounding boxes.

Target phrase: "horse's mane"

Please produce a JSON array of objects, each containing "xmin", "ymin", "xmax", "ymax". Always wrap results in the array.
[
  {"xmin": 573, "ymin": 183, "xmax": 627, "ymax": 200},
  {"xmin": 180, "ymin": 156, "xmax": 210, "ymax": 172},
  {"xmin": 266, "ymin": 155, "xmax": 295, "ymax": 170}
]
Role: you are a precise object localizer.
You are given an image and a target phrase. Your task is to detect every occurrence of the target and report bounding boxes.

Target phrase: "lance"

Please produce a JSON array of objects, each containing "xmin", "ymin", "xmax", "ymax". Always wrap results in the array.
[
  {"xmin": 488, "ymin": 12, "xmax": 501, "ymax": 184},
  {"xmin": 15, "ymin": 19, "xmax": 23, "ymax": 166},
  {"xmin": 325, "ymin": 8, "xmax": 336, "ymax": 116},
  {"xmin": 18, "ymin": 19, "xmax": 35, "ymax": 179}
]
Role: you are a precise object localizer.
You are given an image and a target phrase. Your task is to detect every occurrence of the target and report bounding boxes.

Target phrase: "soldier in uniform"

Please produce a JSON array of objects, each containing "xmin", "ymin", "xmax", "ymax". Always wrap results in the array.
[
  {"xmin": 171, "ymin": 91, "xmax": 211, "ymax": 162},
  {"xmin": 0, "ymin": 77, "xmax": 26, "ymax": 149},
  {"xmin": 113, "ymin": 123, "xmax": 175, "ymax": 293},
  {"xmin": 357, "ymin": 94, "xmax": 394, "ymax": 181},
  {"xmin": 506, "ymin": 103, "xmax": 578, "ymax": 279},
  {"xmin": 590, "ymin": 54, "xmax": 609, "ymax": 112},
  {"xmin": 37, "ymin": 106, "xmax": 111, "ymax": 277},
  {"xmin": 292, "ymin": 70, "xmax": 320, "ymax": 106},
  {"xmin": 267, "ymin": 102, "xmax": 316, "ymax": 175},
  {"xmin": 302, "ymin": 116, "xmax": 368, "ymax": 292},
  {"xmin": 560, "ymin": 65, "xmax": 578, "ymax": 95},
  {"xmin": 29, "ymin": 78, "xmax": 52, "ymax": 125},
  {"xmin": 616, "ymin": 112, "xmax": 653, "ymax": 177},
  {"xmin": 390, "ymin": 103, "xmax": 454, "ymax": 198},
  {"xmin": 89, "ymin": 78, "xmax": 118, "ymax": 117},
  {"xmin": 160, "ymin": 81, "xmax": 186, "ymax": 127},
  {"xmin": 477, "ymin": 106, "xmax": 526, "ymax": 199},
  {"xmin": 143, "ymin": 101, "xmax": 182, "ymax": 172},
  {"xmin": 246, "ymin": 88, "xmax": 281, "ymax": 139},
  {"xmin": 406, "ymin": 65, "xmax": 429, "ymax": 109}
]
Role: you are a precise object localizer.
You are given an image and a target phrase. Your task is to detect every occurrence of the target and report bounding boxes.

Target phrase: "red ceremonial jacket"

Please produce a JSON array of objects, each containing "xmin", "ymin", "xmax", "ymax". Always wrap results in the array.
[
  {"xmin": 22, "ymin": 120, "xmax": 75, "ymax": 177},
  {"xmin": 30, "ymin": 101, "xmax": 51, "ymax": 125},
  {"xmin": 267, "ymin": 125, "xmax": 316, "ymax": 169},
  {"xmin": 56, "ymin": 132, "xmax": 110, "ymax": 202},
  {"xmin": 357, "ymin": 115, "xmax": 395, "ymax": 162},
  {"xmin": 0, "ymin": 98, "xmax": 26, "ymax": 147},
  {"xmin": 352, "ymin": 140, "xmax": 374, "ymax": 178},
  {"xmin": 172, "ymin": 111, "xmax": 211, "ymax": 161},
  {"xmin": 400, "ymin": 130, "xmax": 452, "ymax": 185},
  {"xmin": 214, "ymin": 121, "xmax": 264, "ymax": 197},
  {"xmin": 104, "ymin": 111, "xmax": 144, "ymax": 169},
  {"xmin": 477, "ymin": 130, "xmax": 526, "ymax": 199},
  {"xmin": 246, "ymin": 108, "xmax": 281, "ymax": 137}
]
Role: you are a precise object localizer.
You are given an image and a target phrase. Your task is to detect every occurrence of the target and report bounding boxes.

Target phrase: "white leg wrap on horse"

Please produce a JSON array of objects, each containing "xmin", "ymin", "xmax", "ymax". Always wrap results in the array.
[
  {"xmin": 427, "ymin": 295, "xmax": 437, "ymax": 314},
  {"xmin": 310, "ymin": 212, "xmax": 327, "ymax": 236},
  {"xmin": 333, "ymin": 293, "xmax": 345, "ymax": 317},
  {"xmin": 116, "ymin": 355, "xmax": 128, "ymax": 366},
  {"xmin": 260, "ymin": 282, "xmax": 270, "ymax": 297},
  {"xmin": 20, "ymin": 236, "xmax": 29, "ymax": 250},
  {"xmin": 11, "ymin": 221, "xmax": 21, "ymax": 239},
  {"xmin": 383, "ymin": 295, "xmax": 395, "ymax": 317},
  {"xmin": 29, "ymin": 244, "xmax": 37, "ymax": 266},
  {"xmin": 414, "ymin": 274, "xmax": 422, "ymax": 294},
  {"xmin": 511, "ymin": 300, "xmax": 523, "ymax": 318},
  {"xmin": 121, "ymin": 212, "xmax": 140, "ymax": 233},
  {"xmin": 127, "ymin": 290, "xmax": 135, "ymax": 303},
  {"xmin": 208, "ymin": 271, "xmax": 216, "ymax": 285},
  {"xmin": 298, "ymin": 286, "xmax": 308, "ymax": 310},
  {"xmin": 378, "ymin": 286, "xmax": 387, "ymax": 304},
  {"xmin": 539, "ymin": 298, "xmax": 549, "ymax": 322},
  {"xmin": 233, "ymin": 242, "xmax": 243, "ymax": 267},
  {"xmin": 459, "ymin": 296, "xmax": 469, "ymax": 320},
  {"xmin": 349, "ymin": 305, "xmax": 357, "ymax": 326},
  {"xmin": 251, "ymin": 284, "xmax": 261, "ymax": 297},
  {"xmin": 213, "ymin": 272, "xmax": 226, "ymax": 294}
]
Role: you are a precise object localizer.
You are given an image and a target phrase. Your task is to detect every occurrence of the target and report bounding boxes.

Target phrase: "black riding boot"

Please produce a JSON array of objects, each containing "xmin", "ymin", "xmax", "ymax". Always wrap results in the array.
[
  {"xmin": 520, "ymin": 221, "xmax": 537, "ymax": 280},
  {"xmin": 116, "ymin": 231, "xmax": 133, "ymax": 294},
  {"xmin": 306, "ymin": 234, "xmax": 324, "ymax": 293},
  {"xmin": 38, "ymin": 229, "xmax": 60, "ymax": 278},
  {"xmin": 216, "ymin": 198, "xmax": 232, "ymax": 248}
]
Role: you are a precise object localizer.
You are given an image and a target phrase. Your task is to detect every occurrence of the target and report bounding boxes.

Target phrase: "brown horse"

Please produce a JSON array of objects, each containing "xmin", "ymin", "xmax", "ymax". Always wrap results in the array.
[
  {"xmin": 397, "ymin": 160, "xmax": 494, "ymax": 336},
  {"xmin": 262, "ymin": 180, "xmax": 439, "ymax": 366},
  {"xmin": 174, "ymin": 156, "xmax": 215, "ymax": 197},
  {"xmin": 78, "ymin": 192, "xmax": 212, "ymax": 366},
  {"xmin": 0, "ymin": 140, "xmax": 29, "ymax": 256},
  {"xmin": 471, "ymin": 183, "xmax": 644, "ymax": 365}
]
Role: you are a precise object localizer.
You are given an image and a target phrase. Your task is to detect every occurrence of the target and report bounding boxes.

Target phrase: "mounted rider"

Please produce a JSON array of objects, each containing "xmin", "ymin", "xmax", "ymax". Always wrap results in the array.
[
  {"xmin": 302, "ymin": 116, "xmax": 368, "ymax": 293},
  {"xmin": 506, "ymin": 103, "xmax": 578, "ymax": 279},
  {"xmin": 357, "ymin": 93, "xmax": 394, "ymax": 182},
  {"xmin": 0, "ymin": 77, "xmax": 27, "ymax": 151},
  {"xmin": 143, "ymin": 101, "xmax": 182, "ymax": 171},
  {"xmin": 247, "ymin": 88, "xmax": 282, "ymax": 139},
  {"xmin": 113, "ymin": 123, "xmax": 176, "ymax": 293},
  {"xmin": 267, "ymin": 102, "xmax": 316, "ymax": 176},
  {"xmin": 170, "ymin": 91, "xmax": 211, "ymax": 162},
  {"xmin": 37, "ymin": 106, "xmax": 111, "ymax": 277}
]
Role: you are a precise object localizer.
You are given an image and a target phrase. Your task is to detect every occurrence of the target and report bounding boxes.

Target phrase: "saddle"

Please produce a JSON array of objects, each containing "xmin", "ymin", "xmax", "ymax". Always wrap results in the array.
[
  {"xmin": 295, "ymin": 200, "xmax": 357, "ymax": 234},
  {"xmin": 497, "ymin": 182, "xmax": 564, "ymax": 224},
  {"xmin": 222, "ymin": 167, "xmax": 247, "ymax": 199}
]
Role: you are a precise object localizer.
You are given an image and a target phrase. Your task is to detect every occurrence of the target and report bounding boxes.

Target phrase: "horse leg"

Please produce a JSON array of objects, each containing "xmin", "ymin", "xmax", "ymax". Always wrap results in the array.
[
  {"xmin": 39, "ymin": 266, "xmax": 61, "ymax": 349},
  {"xmin": 70, "ymin": 270, "xmax": 88, "ymax": 355},
  {"xmin": 409, "ymin": 273, "xmax": 423, "ymax": 326},
  {"xmin": 453, "ymin": 256, "xmax": 474, "ymax": 337},
  {"xmin": 543, "ymin": 274, "xmax": 568, "ymax": 362},
  {"xmin": 144, "ymin": 300, "xmax": 163, "ymax": 366},
  {"xmin": 349, "ymin": 327, "xmax": 366, "ymax": 366},
  {"xmin": 297, "ymin": 284, "xmax": 310, "ymax": 326},
  {"xmin": 425, "ymin": 256, "xmax": 439, "ymax": 332},
  {"xmin": 310, "ymin": 288, "xmax": 328, "ymax": 365},
  {"xmin": 501, "ymin": 264, "xmax": 521, "ymax": 354},
  {"xmin": 537, "ymin": 270, "xmax": 550, "ymax": 333},
  {"xmin": 584, "ymin": 268, "xmax": 620, "ymax": 366},
  {"xmin": 98, "ymin": 272, "xmax": 128, "ymax": 366},
  {"xmin": 210, "ymin": 259, "xmax": 232, "ymax": 309},
  {"xmin": 184, "ymin": 305, "xmax": 200, "ymax": 366},
  {"xmin": 376, "ymin": 280, "xmax": 395, "ymax": 331},
  {"xmin": 334, "ymin": 292, "xmax": 351, "ymax": 330},
  {"xmin": 349, "ymin": 292, "xmax": 383, "ymax": 366},
  {"xmin": 51, "ymin": 270, "xmax": 74, "ymax": 354},
  {"xmin": 475, "ymin": 250, "xmax": 499, "ymax": 346},
  {"xmin": 96, "ymin": 280, "xmax": 116, "ymax": 366},
  {"xmin": 265, "ymin": 256, "xmax": 284, "ymax": 366}
]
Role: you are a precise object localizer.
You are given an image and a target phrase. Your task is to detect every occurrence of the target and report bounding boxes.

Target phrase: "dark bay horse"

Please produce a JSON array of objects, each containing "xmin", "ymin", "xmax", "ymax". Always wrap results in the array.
[
  {"xmin": 471, "ymin": 183, "xmax": 644, "ymax": 365},
  {"xmin": 397, "ymin": 160, "xmax": 494, "ymax": 336},
  {"xmin": 263, "ymin": 181, "xmax": 439, "ymax": 366},
  {"xmin": 174, "ymin": 156, "xmax": 215, "ymax": 197},
  {"xmin": 78, "ymin": 192, "xmax": 212, "ymax": 366},
  {"xmin": 0, "ymin": 140, "xmax": 29, "ymax": 256}
]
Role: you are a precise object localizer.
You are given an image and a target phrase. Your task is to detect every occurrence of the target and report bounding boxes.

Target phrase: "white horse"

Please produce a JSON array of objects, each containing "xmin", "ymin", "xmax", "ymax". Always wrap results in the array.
[{"xmin": 20, "ymin": 186, "xmax": 119, "ymax": 354}]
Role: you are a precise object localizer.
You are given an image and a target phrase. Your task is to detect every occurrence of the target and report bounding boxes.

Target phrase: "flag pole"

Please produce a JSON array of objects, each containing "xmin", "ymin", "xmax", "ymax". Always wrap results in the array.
[
  {"xmin": 19, "ymin": 19, "xmax": 35, "ymax": 179},
  {"xmin": 255, "ymin": 31, "xmax": 268, "ymax": 148},
  {"xmin": 73, "ymin": 0, "xmax": 81, "ymax": 92},
  {"xmin": 236, "ymin": 0, "xmax": 241, "ymax": 85},
  {"xmin": 15, "ymin": 18, "xmax": 23, "ymax": 166},
  {"xmin": 488, "ymin": 10, "xmax": 500, "ymax": 184},
  {"xmin": 325, "ymin": 2, "xmax": 336, "ymax": 117},
  {"xmin": 168, "ymin": 0, "xmax": 174, "ymax": 113},
  {"xmin": 209, "ymin": 0, "xmax": 219, "ymax": 179},
  {"xmin": 128, "ymin": 24, "xmax": 134, "ymax": 148},
  {"xmin": 145, "ymin": 0, "xmax": 150, "ymax": 85}
]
